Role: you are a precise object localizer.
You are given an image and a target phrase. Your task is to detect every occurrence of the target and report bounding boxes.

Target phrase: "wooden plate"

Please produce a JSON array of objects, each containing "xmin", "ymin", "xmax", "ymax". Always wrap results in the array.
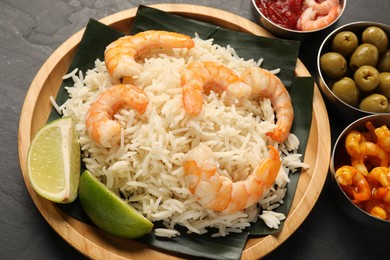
[{"xmin": 18, "ymin": 4, "xmax": 331, "ymax": 259}]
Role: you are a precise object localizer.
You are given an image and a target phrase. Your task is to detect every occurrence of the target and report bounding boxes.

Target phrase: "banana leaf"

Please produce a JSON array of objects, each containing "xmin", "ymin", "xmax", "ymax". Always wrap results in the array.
[
  {"xmin": 52, "ymin": 5, "xmax": 314, "ymax": 260},
  {"xmin": 132, "ymin": 5, "xmax": 299, "ymax": 88}
]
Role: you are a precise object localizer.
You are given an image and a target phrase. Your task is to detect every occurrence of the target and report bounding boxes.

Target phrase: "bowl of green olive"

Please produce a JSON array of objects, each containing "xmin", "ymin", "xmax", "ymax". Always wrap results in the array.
[{"xmin": 317, "ymin": 21, "xmax": 390, "ymax": 121}]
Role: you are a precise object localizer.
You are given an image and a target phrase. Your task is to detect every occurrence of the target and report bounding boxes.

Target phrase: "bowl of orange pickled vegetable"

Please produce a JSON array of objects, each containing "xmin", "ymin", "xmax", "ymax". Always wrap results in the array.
[
  {"xmin": 330, "ymin": 114, "xmax": 390, "ymax": 231},
  {"xmin": 251, "ymin": 0, "xmax": 346, "ymax": 40}
]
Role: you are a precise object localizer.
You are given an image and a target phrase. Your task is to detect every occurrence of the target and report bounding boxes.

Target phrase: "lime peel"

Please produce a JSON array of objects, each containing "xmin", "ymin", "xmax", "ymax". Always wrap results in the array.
[{"xmin": 78, "ymin": 170, "xmax": 154, "ymax": 239}]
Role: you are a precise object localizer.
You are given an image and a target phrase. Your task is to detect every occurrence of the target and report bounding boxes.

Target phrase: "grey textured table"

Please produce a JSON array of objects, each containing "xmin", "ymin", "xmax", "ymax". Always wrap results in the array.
[{"xmin": 1, "ymin": 0, "xmax": 389, "ymax": 259}]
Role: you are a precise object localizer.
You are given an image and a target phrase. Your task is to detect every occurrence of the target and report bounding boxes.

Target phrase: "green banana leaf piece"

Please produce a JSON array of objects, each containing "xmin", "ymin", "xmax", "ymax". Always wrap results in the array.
[
  {"xmin": 52, "ymin": 5, "xmax": 315, "ymax": 260},
  {"xmin": 132, "ymin": 5, "xmax": 299, "ymax": 88}
]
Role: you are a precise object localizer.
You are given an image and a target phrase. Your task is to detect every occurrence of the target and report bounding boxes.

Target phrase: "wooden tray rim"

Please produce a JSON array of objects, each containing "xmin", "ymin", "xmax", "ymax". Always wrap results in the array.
[{"xmin": 17, "ymin": 4, "xmax": 331, "ymax": 259}]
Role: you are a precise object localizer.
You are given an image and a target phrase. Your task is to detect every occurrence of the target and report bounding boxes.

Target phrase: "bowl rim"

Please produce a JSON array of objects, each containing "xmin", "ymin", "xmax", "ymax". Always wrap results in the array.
[
  {"xmin": 330, "ymin": 114, "xmax": 390, "ymax": 224},
  {"xmin": 251, "ymin": 0, "xmax": 347, "ymax": 34},
  {"xmin": 317, "ymin": 20, "xmax": 390, "ymax": 115}
]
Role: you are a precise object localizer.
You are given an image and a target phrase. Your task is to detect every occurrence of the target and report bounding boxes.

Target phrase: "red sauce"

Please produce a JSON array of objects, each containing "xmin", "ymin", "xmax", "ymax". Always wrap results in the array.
[{"xmin": 255, "ymin": 0, "xmax": 307, "ymax": 30}]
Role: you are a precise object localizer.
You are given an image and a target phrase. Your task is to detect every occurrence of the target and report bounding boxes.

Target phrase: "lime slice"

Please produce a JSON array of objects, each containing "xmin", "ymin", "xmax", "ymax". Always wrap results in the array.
[
  {"xmin": 27, "ymin": 117, "xmax": 80, "ymax": 203},
  {"xmin": 78, "ymin": 170, "xmax": 154, "ymax": 238}
]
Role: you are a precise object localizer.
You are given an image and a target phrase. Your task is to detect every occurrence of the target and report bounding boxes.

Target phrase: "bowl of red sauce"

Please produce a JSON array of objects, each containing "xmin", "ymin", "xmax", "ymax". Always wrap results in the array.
[
  {"xmin": 330, "ymin": 114, "xmax": 390, "ymax": 231},
  {"xmin": 252, "ymin": 0, "xmax": 347, "ymax": 40}
]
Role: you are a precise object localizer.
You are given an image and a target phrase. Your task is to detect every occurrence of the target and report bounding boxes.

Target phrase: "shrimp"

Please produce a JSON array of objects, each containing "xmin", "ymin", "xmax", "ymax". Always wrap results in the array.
[
  {"xmin": 183, "ymin": 143, "xmax": 281, "ymax": 214},
  {"xmin": 180, "ymin": 61, "xmax": 251, "ymax": 116},
  {"xmin": 105, "ymin": 30, "xmax": 194, "ymax": 84},
  {"xmin": 335, "ymin": 165, "xmax": 371, "ymax": 202},
  {"xmin": 364, "ymin": 121, "xmax": 377, "ymax": 143},
  {"xmin": 372, "ymin": 187, "xmax": 390, "ymax": 204},
  {"xmin": 352, "ymin": 141, "xmax": 388, "ymax": 176},
  {"xmin": 345, "ymin": 130, "xmax": 366, "ymax": 158},
  {"xmin": 375, "ymin": 125, "xmax": 390, "ymax": 152},
  {"xmin": 366, "ymin": 168, "xmax": 390, "ymax": 220},
  {"xmin": 297, "ymin": 4, "xmax": 341, "ymax": 31},
  {"xmin": 370, "ymin": 205, "xmax": 388, "ymax": 220},
  {"xmin": 367, "ymin": 167, "xmax": 390, "ymax": 204},
  {"xmin": 360, "ymin": 141, "xmax": 389, "ymax": 169},
  {"xmin": 304, "ymin": 0, "xmax": 340, "ymax": 15},
  {"xmin": 241, "ymin": 67, "xmax": 294, "ymax": 143},
  {"xmin": 367, "ymin": 167, "xmax": 390, "ymax": 188},
  {"xmin": 345, "ymin": 130, "xmax": 388, "ymax": 176},
  {"xmin": 364, "ymin": 197, "xmax": 390, "ymax": 220},
  {"xmin": 85, "ymin": 84, "xmax": 149, "ymax": 148}
]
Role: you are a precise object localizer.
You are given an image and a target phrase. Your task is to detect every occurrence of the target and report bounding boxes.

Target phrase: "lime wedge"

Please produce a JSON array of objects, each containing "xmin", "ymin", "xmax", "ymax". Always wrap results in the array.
[
  {"xmin": 78, "ymin": 170, "xmax": 154, "ymax": 238},
  {"xmin": 27, "ymin": 117, "xmax": 80, "ymax": 203}
]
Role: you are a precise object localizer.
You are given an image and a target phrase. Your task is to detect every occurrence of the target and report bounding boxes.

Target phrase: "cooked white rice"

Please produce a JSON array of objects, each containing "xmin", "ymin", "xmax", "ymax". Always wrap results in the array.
[{"xmin": 56, "ymin": 34, "xmax": 309, "ymax": 237}]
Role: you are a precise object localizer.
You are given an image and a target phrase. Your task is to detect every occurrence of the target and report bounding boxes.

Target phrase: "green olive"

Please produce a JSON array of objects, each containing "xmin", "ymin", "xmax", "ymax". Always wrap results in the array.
[
  {"xmin": 350, "ymin": 43, "xmax": 379, "ymax": 72},
  {"xmin": 320, "ymin": 52, "xmax": 347, "ymax": 79},
  {"xmin": 331, "ymin": 31, "xmax": 359, "ymax": 57},
  {"xmin": 359, "ymin": 93, "xmax": 388, "ymax": 112},
  {"xmin": 377, "ymin": 72, "xmax": 390, "ymax": 99},
  {"xmin": 354, "ymin": 65, "xmax": 380, "ymax": 92},
  {"xmin": 362, "ymin": 26, "xmax": 389, "ymax": 53},
  {"xmin": 377, "ymin": 49, "xmax": 390, "ymax": 72},
  {"xmin": 331, "ymin": 77, "xmax": 359, "ymax": 106}
]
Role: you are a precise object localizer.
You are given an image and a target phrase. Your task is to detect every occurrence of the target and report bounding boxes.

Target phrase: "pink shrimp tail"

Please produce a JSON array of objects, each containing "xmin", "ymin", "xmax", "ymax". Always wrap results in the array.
[{"xmin": 183, "ymin": 144, "xmax": 281, "ymax": 213}]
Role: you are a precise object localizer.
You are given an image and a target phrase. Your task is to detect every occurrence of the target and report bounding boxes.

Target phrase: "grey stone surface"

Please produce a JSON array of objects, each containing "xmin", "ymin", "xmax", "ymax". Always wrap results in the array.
[{"xmin": 1, "ymin": 0, "xmax": 390, "ymax": 259}]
